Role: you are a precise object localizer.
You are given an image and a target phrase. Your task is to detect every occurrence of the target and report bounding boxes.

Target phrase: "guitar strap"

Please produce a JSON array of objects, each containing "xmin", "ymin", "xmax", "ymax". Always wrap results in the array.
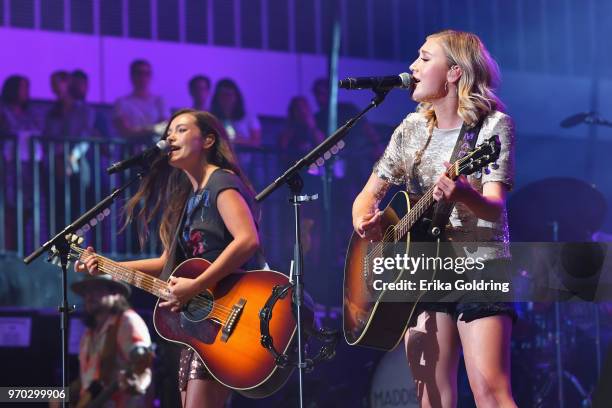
[
  {"xmin": 159, "ymin": 200, "xmax": 189, "ymax": 282},
  {"xmin": 428, "ymin": 116, "xmax": 486, "ymax": 238}
]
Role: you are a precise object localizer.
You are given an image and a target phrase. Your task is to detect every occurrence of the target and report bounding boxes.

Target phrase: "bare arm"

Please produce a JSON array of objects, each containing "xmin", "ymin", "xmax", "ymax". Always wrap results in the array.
[
  {"xmin": 462, "ymin": 181, "xmax": 507, "ymax": 221},
  {"xmin": 193, "ymin": 188, "xmax": 259, "ymax": 289},
  {"xmin": 433, "ymin": 173, "xmax": 507, "ymax": 222},
  {"xmin": 352, "ymin": 173, "xmax": 391, "ymax": 241}
]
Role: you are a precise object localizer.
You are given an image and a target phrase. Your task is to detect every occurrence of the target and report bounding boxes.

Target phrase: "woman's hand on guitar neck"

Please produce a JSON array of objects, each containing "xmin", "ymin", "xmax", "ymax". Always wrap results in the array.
[
  {"xmin": 433, "ymin": 162, "xmax": 507, "ymax": 221},
  {"xmin": 355, "ymin": 209, "xmax": 383, "ymax": 242},
  {"xmin": 433, "ymin": 162, "xmax": 474, "ymax": 203},
  {"xmin": 74, "ymin": 246, "xmax": 103, "ymax": 276}
]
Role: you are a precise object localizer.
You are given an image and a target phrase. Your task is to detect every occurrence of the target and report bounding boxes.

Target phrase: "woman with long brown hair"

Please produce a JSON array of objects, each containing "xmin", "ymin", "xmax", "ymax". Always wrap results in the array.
[
  {"xmin": 352, "ymin": 30, "xmax": 517, "ymax": 407},
  {"xmin": 77, "ymin": 108, "xmax": 263, "ymax": 407}
]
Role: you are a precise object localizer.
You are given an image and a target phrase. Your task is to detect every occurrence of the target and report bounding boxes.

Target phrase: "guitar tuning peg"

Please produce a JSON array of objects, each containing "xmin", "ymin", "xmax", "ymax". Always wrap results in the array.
[
  {"xmin": 484, "ymin": 166, "xmax": 491, "ymax": 175},
  {"xmin": 491, "ymin": 162, "xmax": 499, "ymax": 170},
  {"xmin": 103, "ymin": 208, "xmax": 111, "ymax": 217},
  {"xmin": 474, "ymin": 170, "xmax": 482, "ymax": 178},
  {"xmin": 77, "ymin": 237, "xmax": 84, "ymax": 245}
]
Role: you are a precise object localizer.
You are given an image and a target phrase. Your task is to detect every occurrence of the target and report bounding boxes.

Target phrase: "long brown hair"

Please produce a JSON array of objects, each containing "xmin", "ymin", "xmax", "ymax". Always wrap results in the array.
[{"xmin": 123, "ymin": 109, "xmax": 256, "ymax": 251}]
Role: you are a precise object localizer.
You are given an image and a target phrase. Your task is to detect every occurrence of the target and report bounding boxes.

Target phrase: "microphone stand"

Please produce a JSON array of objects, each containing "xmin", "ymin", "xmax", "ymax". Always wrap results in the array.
[
  {"xmin": 256, "ymin": 88, "xmax": 390, "ymax": 407},
  {"xmin": 585, "ymin": 115, "xmax": 612, "ymax": 127},
  {"xmin": 23, "ymin": 172, "xmax": 145, "ymax": 408}
]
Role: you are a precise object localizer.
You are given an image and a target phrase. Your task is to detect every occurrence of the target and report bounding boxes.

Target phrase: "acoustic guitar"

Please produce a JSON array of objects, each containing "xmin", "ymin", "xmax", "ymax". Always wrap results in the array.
[
  {"xmin": 60, "ymin": 237, "xmax": 297, "ymax": 399},
  {"xmin": 343, "ymin": 136, "xmax": 501, "ymax": 350}
]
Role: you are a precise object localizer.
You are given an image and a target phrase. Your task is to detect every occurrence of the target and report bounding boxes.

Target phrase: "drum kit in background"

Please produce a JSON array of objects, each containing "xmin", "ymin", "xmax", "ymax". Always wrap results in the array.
[{"xmin": 506, "ymin": 174, "xmax": 610, "ymax": 408}]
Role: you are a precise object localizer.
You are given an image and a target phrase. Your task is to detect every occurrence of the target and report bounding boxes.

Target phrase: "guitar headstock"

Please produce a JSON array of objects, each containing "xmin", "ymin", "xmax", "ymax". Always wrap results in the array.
[
  {"xmin": 48, "ymin": 234, "xmax": 85, "ymax": 266},
  {"xmin": 449, "ymin": 135, "xmax": 501, "ymax": 178}
]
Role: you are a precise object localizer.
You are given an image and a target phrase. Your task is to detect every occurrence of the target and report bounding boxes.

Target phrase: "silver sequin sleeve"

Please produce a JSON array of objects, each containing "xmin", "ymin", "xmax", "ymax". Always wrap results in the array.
[{"xmin": 480, "ymin": 113, "xmax": 515, "ymax": 191}]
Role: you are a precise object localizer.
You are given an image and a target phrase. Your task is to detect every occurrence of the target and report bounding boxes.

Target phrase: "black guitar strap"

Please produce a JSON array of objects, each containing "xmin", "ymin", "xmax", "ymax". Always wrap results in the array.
[{"xmin": 429, "ymin": 116, "xmax": 485, "ymax": 238}]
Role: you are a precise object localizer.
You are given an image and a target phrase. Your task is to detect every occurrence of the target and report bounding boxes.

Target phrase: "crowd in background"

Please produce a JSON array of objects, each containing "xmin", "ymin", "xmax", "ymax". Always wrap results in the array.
[{"xmin": 0, "ymin": 60, "xmax": 385, "ymax": 275}]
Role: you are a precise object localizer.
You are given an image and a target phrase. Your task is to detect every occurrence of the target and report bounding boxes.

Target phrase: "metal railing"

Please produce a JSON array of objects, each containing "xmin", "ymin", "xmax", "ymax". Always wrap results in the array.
[{"xmin": 0, "ymin": 135, "xmax": 291, "ymax": 265}]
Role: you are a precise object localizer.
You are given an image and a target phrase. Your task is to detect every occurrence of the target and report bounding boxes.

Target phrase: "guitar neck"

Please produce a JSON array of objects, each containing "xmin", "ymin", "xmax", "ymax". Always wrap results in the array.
[
  {"xmin": 394, "ymin": 160, "xmax": 470, "ymax": 240},
  {"xmin": 73, "ymin": 245, "xmax": 171, "ymax": 300},
  {"xmin": 395, "ymin": 185, "xmax": 436, "ymax": 240}
]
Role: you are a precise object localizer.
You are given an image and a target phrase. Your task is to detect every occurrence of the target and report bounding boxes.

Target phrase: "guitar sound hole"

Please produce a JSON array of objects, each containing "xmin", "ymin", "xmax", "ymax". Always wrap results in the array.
[{"xmin": 182, "ymin": 292, "xmax": 213, "ymax": 322}]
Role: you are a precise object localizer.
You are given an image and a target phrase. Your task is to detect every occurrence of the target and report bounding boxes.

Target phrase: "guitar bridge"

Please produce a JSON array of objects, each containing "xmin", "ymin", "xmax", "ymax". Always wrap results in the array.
[{"xmin": 221, "ymin": 298, "xmax": 246, "ymax": 342}]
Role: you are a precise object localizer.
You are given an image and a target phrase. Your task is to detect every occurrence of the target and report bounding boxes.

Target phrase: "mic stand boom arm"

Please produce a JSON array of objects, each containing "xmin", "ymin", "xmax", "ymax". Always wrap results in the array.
[
  {"xmin": 255, "ymin": 88, "xmax": 389, "ymax": 408},
  {"xmin": 23, "ymin": 173, "xmax": 145, "ymax": 408},
  {"xmin": 255, "ymin": 88, "xmax": 389, "ymax": 202}
]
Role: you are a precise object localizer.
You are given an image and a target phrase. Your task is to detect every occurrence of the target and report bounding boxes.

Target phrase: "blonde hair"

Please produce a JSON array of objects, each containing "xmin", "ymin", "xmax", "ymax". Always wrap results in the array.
[{"xmin": 417, "ymin": 30, "xmax": 504, "ymax": 130}]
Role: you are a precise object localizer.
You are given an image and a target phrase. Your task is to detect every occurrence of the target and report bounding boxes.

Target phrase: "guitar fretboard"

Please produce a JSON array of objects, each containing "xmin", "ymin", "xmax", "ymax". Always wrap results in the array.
[{"xmin": 73, "ymin": 245, "xmax": 172, "ymax": 301}]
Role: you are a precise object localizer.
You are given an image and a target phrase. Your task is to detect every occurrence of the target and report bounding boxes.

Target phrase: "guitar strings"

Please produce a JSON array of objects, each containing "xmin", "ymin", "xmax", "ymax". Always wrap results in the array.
[
  {"xmin": 72, "ymin": 249, "xmax": 282, "ymax": 339},
  {"xmin": 73, "ymin": 245, "xmax": 231, "ymax": 312},
  {"xmin": 86, "ymin": 256, "xmax": 245, "ymax": 325},
  {"xmin": 73, "ymin": 246, "xmax": 235, "ymax": 316},
  {"xmin": 363, "ymin": 154, "xmax": 476, "ymax": 268},
  {"xmin": 73, "ymin": 247, "xmax": 278, "ymax": 340}
]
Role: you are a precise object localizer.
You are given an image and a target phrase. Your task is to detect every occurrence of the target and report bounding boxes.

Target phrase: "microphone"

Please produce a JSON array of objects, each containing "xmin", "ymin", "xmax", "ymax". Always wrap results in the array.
[
  {"xmin": 560, "ymin": 112, "xmax": 593, "ymax": 128},
  {"xmin": 107, "ymin": 140, "xmax": 170, "ymax": 174},
  {"xmin": 338, "ymin": 72, "xmax": 413, "ymax": 90}
]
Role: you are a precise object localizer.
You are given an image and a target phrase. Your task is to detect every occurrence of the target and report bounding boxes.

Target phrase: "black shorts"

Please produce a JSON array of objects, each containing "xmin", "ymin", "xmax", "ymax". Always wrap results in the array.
[
  {"xmin": 411, "ymin": 259, "xmax": 517, "ymax": 324},
  {"xmin": 413, "ymin": 301, "xmax": 517, "ymax": 324}
]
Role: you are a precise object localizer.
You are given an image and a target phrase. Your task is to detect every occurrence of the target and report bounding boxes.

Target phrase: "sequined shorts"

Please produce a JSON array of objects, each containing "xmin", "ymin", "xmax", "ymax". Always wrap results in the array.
[{"xmin": 178, "ymin": 347, "xmax": 213, "ymax": 391}]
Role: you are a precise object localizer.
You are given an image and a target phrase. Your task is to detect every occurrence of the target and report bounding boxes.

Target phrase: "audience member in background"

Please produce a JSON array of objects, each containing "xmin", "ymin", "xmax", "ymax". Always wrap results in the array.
[
  {"xmin": 113, "ymin": 59, "xmax": 167, "ymax": 142},
  {"xmin": 210, "ymin": 78, "xmax": 261, "ymax": 148},
  {"xmin": 0, "ymin": 75, "xmax": 43, "ymax": 252},
  {"xmin": 278, "ymin": 96, "xmax": 325, "ymax": 265},
  {"xmin": 64, "ymin": 69, "xmax": 109, "ymax": 177},
  {"xmin": 43, "ymin": 71, "xmax": 76, "ymax": 142},
  {"xmin": 70, "ymin": 69, "xmax": 110, "ymax": 138},
  {"xmin": 188, "ymin": 75, "xmax": 211, "ymax": 111},
  {"xmin": 0, "ymin": 75, "xmax": 43, "ymax": 161},
  {"xmin": 279, "ymin": 96, "xmax": 324, "ymax": 167},
  {"xmin": 312, "ymin": 78, "xmax": 384, "ymax": 174},
  {"xmin": 44, "ymin": 70, "xmax": 99, "ymax": 146},
  {"xmin": 210, "ymin": 78, "xmax": 262, "ymax": 180},
  {"xmin": 70, "ymin": 69, "xmax": 89, "ymax": 102},
  {"xmin": 44, "ymin": 70, "xmax": 101, "ymax": 229}
]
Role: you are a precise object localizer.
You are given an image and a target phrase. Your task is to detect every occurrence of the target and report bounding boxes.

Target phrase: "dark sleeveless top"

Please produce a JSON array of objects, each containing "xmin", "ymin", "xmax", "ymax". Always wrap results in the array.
[{"xmin": 159, "ymin": 168, "xmax": 264, "ymax": 280}]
